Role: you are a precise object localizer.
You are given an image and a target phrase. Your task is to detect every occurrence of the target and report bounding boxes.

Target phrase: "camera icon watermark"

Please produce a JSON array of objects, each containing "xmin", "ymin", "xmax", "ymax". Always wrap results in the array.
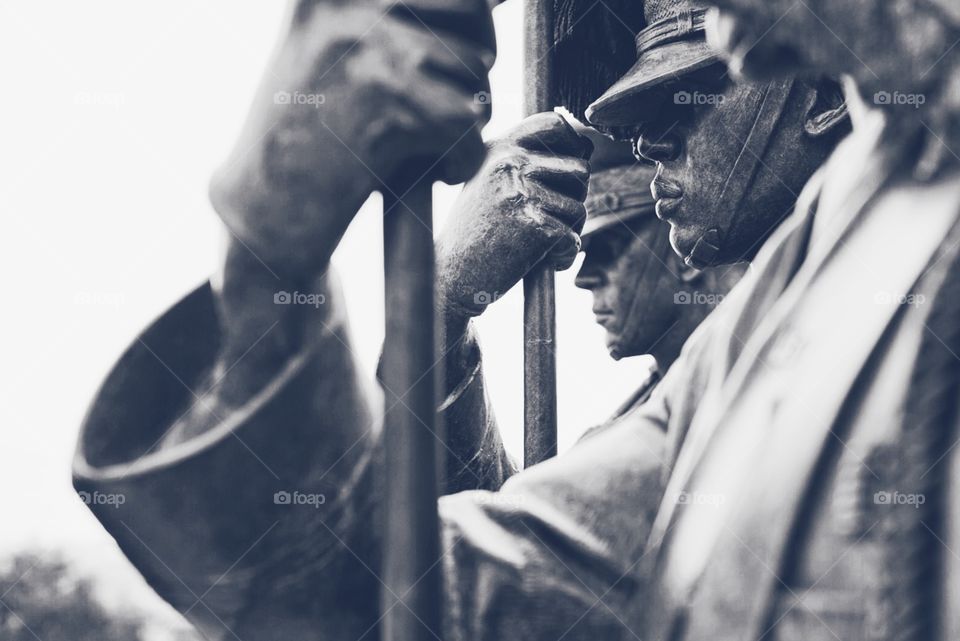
[
  {"xmin": 874, "ymin": 490, "xmax": 925, "ymax": 508},
  {"xmin": 675, "ymin": 490, "xmax": 725, "ymax": 507},
  {"xmin": 873, "ymin": 91, "xmax": 926, "ymax": 109},
  {"xmin": 674, "ymin": 91, "xmax": 725, "ymax": 107},
  {"xmin": 274, "ymin": 290, "xmax": 326, "ymax": 308},
  {"xmin": 473, "ymin": 291, "xmax": 501, "ymax": 306},
  {"xmin": 74, "ymin": 91, "xmax": 126, "ymax": 109},
  {"xmin": 274, "ymin": 490, "xmax": 326, "ymax": 508},
  {"xmin": 674, "ymin": 291, "xmax": 725, "ymax": 306},
  {"xmin": 873, "ymin": 291, "xmax": 925, "ymax": 307},
  {"xmin": 274, "ymin": 91, "xmax": 327, "ymax": 109},
  {"xmin": 474, "ymin": 91, "xmax": 491, "ymax": 105},
  {"xmin": 78, "ymin": 491, "xmax": 126, "ymax": 509},
  {"xmin": 73, "ymin": 290, "xmax": 126, "ymax": 308},
  {"xmin": 474, "ymin": 492, "xmax": 526, "ymax": 509}
]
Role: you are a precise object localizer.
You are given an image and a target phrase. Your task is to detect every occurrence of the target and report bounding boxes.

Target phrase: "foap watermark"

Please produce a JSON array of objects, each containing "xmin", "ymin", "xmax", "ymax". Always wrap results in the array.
[
  {"xmin": 74, "ymin": 290, "xmax": 126, "ymax": 308},
  {"xmin": 874, "ymin": 490, "xmax": 925, "ymax": 508},
  {"xmin": 473, "ymin": 492, "xmax": 526, "ymax": 509},
  {"xmin": 473, "ymin": 291, "xmax": 502, "ymax": 306},
  {"xmin": 274, "ymin": 490, "xmax": 326, "ymax": 508},
  {"xmin": 674, "ymin": 490, "xmax": 726, "ymax": 507},
  {"xmin": 873, "ymin": 91, "xmax": 926, "ymax": 109},
  {"xmin": 873, "ymin": 291, "xmax": 925, "ymax": 308},
  {"xmin": 274, "ymin": 90, "xmax": 327, "ymax": 109},
  {"xmin": 274, "ymin": 290, "xmax": 326, "ymax": 308},
  {"xmin": 474, "ymin": 91, "xmax": 491, "ymax": 105},
  {"xmin": 674, "ymin": 91, "xmax": 725, "ymax": 107},
  {"xmin": 674, "ymin": 291, "xmax": 725, "ymax": 306},
  {"xmin": 73, "ymin": 91, "xmax": 126, "ymax": 109},
  {"xmin": 78, "ymin": 491, "xmax": 126, "ymax": 508}
]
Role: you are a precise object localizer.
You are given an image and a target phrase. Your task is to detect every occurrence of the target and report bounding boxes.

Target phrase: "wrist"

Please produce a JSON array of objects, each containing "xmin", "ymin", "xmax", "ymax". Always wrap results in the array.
[
  {"xmin": 209, "ymin": 163, "xmax": 347, "ymax": 276},
  {"xmin": 442, "ymin": 319, "xmax": 480, "ymax": 394}
]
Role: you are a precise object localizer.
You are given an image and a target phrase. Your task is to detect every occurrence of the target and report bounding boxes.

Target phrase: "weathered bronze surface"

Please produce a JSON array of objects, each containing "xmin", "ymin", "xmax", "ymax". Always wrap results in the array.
[
  {"xmin": 71, "ymin": 1, "xmax": 960, "ymax": 641},
  {"xmin": 381, "ymin": 176, "xmax": 441, "ymax": 641},
  {"xmin": 587, "ymin": 0, "xmax": 849, "ymax": 269},
  {"xmin": 574, "ymin": 126, "xmax": 745, "ymax": 367},
  {"xmin": 522, "ymin": 0, "xmax": 560, "ymax": 467}
]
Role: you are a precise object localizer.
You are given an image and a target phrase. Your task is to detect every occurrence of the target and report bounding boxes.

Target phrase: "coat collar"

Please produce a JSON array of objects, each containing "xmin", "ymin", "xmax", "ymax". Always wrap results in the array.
[{"xmin": 643, "ymin": 129, "xmax": 960, "ymax": 639}]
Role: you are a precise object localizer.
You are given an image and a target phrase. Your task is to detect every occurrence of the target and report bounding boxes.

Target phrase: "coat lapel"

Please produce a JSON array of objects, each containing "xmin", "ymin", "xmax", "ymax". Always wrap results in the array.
[{"xmin": 645, "ymin": 153, "xmax": 960, "ymax": 640}]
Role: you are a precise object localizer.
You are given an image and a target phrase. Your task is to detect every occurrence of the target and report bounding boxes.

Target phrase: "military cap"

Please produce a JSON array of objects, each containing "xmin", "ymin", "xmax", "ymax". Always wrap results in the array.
[{"xmin": 586, "ymin": 0, "xmax": 720, "ymax": 126}]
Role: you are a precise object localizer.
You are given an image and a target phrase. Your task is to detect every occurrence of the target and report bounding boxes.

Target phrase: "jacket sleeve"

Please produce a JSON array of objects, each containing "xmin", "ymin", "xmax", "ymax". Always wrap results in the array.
[
  {"xmin": 73, "ymin": 280, "xmax": 386, "ymax": 639},
  {"xmin": 73, "ymin": 280, "xmax": 700, "ymax": 641},
  {"xmin": 436, "ymin": 321, "xmax": 518, "ymax": 493}
]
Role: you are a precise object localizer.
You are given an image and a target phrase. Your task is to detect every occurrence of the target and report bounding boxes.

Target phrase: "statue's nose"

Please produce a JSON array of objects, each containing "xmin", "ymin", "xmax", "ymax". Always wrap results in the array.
[
  {"xmin": 574, "ymin": 262, "xmax": 604, "ymax": 290},
  {"xmin": 636, "ymin": 131, "xmax": 681, "ymax": 163}
]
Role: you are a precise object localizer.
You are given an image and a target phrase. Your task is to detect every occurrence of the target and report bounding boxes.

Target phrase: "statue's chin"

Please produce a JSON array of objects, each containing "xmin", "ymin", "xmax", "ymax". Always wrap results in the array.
[
  {"xmin": 606, "ymin": 336, "xmax": 625, "ymax": 361},
  {"xmin": 669, "ymin": 224, "xmax": 707, "ymax": 267}
]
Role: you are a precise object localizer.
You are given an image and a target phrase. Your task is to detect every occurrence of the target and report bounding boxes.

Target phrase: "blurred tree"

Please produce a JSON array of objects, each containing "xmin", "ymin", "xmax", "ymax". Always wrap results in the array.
[{"xmin": 0, "ymin": 552, "xmax": 197, "ymax": 641}]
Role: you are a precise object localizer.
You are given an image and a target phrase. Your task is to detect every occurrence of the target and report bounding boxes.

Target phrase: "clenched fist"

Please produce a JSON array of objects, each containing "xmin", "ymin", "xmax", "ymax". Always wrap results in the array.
[
  {"xmin": 436, "ymin": 112, "xmax": 593, "ymax": 338},
  {"xmin": 210, "ymin": 0, "xmax": 496, "ymax": 274}
]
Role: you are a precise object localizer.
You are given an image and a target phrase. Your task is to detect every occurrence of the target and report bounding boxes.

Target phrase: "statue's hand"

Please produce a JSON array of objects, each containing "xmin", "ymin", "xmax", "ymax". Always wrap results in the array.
[
  {"xmin": 436, "ymin": 112, "xmax": 593, "ymax": 336},
  {"xmin": 210, "ymin": 0, "xmax": 495, "ymax": 274}
]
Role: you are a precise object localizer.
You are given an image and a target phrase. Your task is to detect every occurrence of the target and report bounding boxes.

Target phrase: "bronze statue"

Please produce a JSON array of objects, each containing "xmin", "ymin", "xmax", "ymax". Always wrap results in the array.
[
  {"xmin": 434, "ymin": 114, "xmax": 742, "ymax": 487},
  {"xmin": 72, "ymin": 0, "xmax": 960, "ymax": 639},
  {"xmin": 586, "ymin": 0, "xmax": 849, "ymax": 269},
  {"xmin": 573, "ymin": 125, "xmax": 745, "ymax": 422}
]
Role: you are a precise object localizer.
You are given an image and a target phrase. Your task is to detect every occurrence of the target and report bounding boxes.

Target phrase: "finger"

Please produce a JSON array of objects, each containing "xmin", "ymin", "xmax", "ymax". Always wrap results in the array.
[
  {"xmin": 512, "ymin": 112, "xmax": 594, "ymax": 159},
  {"xmin": 402, "ymin": 74, "xmax": 489, "ymax": 184},
  {"xmin": 522, "ymin": 152, "xmax": 590, "ymax": 201},
  {"xmin": 526, "ymin": 184, "xmax": 587, "ymax": 231},
  {"xmin": 547, "ymin": 229, "xmax": 582, "ymax": 270},
  {"xmin": 419, "ymin": 35, "xmax": 492, "ymax": 98},
  {"xmin": 532, "ymin": 213, "xmax": 580, "ymax": 270},
  {"xmin": 383, "ymin": 0, "xmax": 496, "ymax": 60},
  {"xmin": 437, "ymin": 124, "xmax": 487, "ymax": 184}
]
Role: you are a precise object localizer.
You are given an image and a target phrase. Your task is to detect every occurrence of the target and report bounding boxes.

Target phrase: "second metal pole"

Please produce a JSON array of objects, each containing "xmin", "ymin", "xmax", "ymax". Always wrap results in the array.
[
  {"xmin": 381, "ymin": 178, "xmax": 442, "ymax": 641},
  {"xmin": 523, "ymin": 0, "xmax": 559, "ymax": 467}
]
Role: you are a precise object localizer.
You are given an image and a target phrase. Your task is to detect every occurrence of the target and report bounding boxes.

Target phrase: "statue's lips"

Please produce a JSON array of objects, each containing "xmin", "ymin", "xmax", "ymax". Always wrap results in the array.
[
  {"xmin": 652, "ymin": 177, "xmax": 683, "ymax": 220},
  {"xmin": 592, "ymin": 308, "xmax": 615, "ymax": 327}
]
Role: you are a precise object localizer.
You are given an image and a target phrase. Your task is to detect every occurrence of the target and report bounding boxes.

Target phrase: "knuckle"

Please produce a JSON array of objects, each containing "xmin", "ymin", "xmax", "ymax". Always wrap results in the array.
[
  {"xmin": 501, "ymin": 189, "xmax": 526, "ymax": 208},
  {"xmin": 492, "ymin": 153, "xmax": 527, "ymax": 176}
]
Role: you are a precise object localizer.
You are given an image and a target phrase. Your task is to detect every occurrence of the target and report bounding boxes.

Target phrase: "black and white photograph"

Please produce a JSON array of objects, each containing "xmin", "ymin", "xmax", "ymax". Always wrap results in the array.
[{"xmin": 3, "ymin": 0, "xmax": 960, "ymax": 639}]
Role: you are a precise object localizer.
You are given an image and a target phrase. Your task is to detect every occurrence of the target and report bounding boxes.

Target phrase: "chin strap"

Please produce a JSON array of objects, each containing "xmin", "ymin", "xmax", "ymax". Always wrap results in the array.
[
  {"xmin": 617, "ymin": 219, "xmax": 675, "ymax": 358},
  {"xmin": 687, "ymin": 78, "xmax": 797, "ymax": 268}
]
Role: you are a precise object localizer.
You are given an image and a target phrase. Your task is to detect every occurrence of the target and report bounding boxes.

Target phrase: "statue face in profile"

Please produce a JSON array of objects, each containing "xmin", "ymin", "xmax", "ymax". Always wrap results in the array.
[
  {"xmin": 575, "ymin": 215, "xmax": 744, "ymax": 361},
  {"xmin": 632, "ymin": 65, "xmax": 847, "ymax": 268},
  {"xmin": 708, "ymin": 0, "xmax": 959, "ymax": 97},
  {"xmin": 575, "ymin": 217, "xmax": 686, "ymax": 360}
]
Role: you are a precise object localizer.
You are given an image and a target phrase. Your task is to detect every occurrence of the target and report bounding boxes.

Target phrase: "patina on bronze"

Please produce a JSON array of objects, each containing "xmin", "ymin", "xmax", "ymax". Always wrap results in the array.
[
  {"xmin": 71, "ymin": 1, "xmax": 960, "ymax": 641},
  {"xmin": 698, "ymin": 3, "xmax": 960, "ymax": 641},
  {"xmin": 586, "ymin": 0, "xmax": 849, "ymax": 269},
  {"xmin": 523, "ymin": 0, "xmax": 560, "ymax": 467},
  {"xmin": 574, "ymin": 125, "xmax": 745, "ymax": 367}
]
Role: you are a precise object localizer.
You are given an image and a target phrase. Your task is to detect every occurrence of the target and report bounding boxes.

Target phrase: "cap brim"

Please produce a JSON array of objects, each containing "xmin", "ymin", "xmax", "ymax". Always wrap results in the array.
[
  {"xmin": 585, "ymin": 39, "xmax": 720, "ymax": 126},
  {"xmin": 582, "ymin": 206, "xmax": 655, "ymax": 238}
]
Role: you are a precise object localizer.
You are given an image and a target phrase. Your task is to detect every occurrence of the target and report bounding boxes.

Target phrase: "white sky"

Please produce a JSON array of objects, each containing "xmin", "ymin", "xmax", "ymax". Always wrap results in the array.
[{"xmin": 0, "ymin": 0, "xmax": 650, "ymax": 625}]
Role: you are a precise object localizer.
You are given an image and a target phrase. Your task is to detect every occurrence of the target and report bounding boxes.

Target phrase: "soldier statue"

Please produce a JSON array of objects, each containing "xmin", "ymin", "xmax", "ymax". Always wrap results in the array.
[
  {"xmin": 573, "ymin": 125, "xmax": 746, "ymax": 419},
  {"xmin": 72, "ymin": 0, "xmax": 960, "ymax": 639}
]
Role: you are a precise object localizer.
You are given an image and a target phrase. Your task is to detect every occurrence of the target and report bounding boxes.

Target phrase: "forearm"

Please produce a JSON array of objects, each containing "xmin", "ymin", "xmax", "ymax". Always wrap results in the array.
[
  {"xmin": 439, "ymin": 320, "xmax": 517, "ymax": 492},
  {"xmin": 160, "ymin": 236, "xmax": 376, "ymax": 451}
]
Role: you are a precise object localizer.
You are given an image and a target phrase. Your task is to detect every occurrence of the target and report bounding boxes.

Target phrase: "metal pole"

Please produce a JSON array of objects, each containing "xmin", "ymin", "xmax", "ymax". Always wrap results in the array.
[
  {"xmin": 381, "ymin": 176, "xmax": 442, "ymax": 641},
  {"xmin": 523, "ymin": 0, "xmax": 558, "ymax": 467}
]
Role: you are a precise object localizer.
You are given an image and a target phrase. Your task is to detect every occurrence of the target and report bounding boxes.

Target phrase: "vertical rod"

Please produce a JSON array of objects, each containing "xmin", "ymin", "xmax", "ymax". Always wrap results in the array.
[
  {"xmin": 523, "ymin": 0, "xmax": 559, "ymax": 467},
  {"xmin": 381, "ymin": 178, "xmax": 442, "ymax": 641}
]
